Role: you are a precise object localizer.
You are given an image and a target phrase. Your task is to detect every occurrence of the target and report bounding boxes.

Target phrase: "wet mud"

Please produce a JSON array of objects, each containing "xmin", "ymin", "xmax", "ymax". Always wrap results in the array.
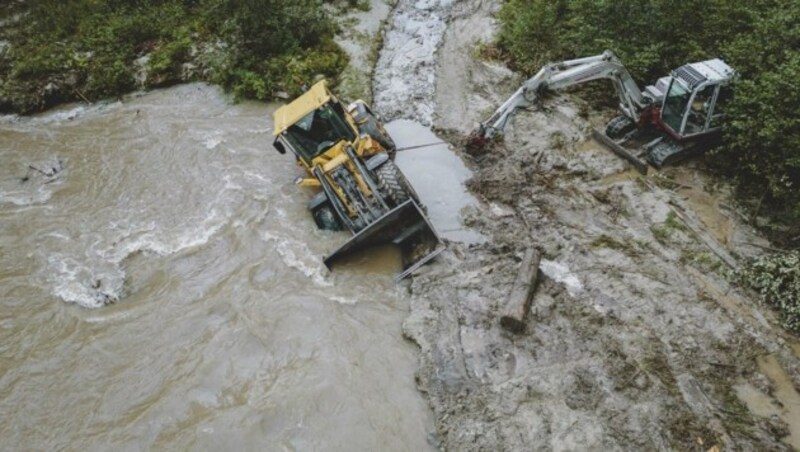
[{"xmin": 369, "ymin": 0, "xmax": 800, "ymax": 449}]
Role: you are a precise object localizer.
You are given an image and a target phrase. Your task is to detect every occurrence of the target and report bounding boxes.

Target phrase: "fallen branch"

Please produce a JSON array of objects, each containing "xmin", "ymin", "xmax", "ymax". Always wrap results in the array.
[
  {"xmin": 28, "ymin": 165, "xmax": 51, "ymax": 177},
  {"xmin": 500, "ymin": 247, "xmax": 542, "ymax": 333},
  {"xmin": 668, "ymin": 201, "xmax": 738, "ymax": 270},
  {"xmin": 73, "ymin": 88, "xmax": 91, "ymax": 105}
]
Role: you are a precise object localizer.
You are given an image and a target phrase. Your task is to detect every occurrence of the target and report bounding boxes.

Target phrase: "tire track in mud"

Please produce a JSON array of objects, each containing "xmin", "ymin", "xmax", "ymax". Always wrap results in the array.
[
  {"xmin": 432, "ymin": 0, "xmax": 507, "ymax": 134},
  {"xmin": 372, "ymin": 0, "xmax": 453, "ymax": 124}
]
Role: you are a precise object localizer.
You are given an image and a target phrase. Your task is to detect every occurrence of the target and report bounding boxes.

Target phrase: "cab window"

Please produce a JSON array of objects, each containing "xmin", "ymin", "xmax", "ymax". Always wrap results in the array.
[
  {"xmin": 283, "ymin": 102, "xmax": 357, "ymax": 162},
  {"xmin": 685, "ymin": 84, "xmax": 716, "ymax": 134},
  {"xmin": 662, "ymin": 78, "xmax": 691, "ymax": 134},
  {"xmin": 709, "ymin": 85, "xmax": 733, "ymax": 129}
]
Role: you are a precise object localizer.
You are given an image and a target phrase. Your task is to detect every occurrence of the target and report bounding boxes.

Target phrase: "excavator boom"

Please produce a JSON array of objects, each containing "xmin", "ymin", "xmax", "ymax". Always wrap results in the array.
[{"xmin": 470, "ymin": 50, "xmax": 647, "ymax": 145}]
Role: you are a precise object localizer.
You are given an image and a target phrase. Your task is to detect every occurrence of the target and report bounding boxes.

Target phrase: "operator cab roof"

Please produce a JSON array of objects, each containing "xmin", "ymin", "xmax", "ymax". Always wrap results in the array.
[
  {"xmin": 673, "ymin": 59, "xmax": 735, "ymax": 89},
  {"xmin": 273, "ymin": 80, "xmax": 332, "ymax": 136}
]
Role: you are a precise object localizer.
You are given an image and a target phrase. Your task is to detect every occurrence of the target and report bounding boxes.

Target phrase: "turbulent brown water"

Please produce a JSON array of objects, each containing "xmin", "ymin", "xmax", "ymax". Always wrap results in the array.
[{"xmin": 0, "ymin": 84, "xmax": 435, "ymax": 449}]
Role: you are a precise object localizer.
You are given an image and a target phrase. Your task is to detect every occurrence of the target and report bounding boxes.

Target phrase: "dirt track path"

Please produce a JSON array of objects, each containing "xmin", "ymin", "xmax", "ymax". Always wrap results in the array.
[
  {"xmin": 370, "ymin": 0, "xmax": 800, "ymax": 449},
  {"xmin": 432, "ymin": 0, "xmax": 498, "ymax": 133}
]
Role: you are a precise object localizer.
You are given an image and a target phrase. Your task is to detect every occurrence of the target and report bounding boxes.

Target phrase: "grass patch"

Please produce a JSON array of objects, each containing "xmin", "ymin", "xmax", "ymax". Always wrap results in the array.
[
  {"xmin": 664, "ymin": 211, "xmax": 688, "ymax": 233},
  {"xmin": 650, "ymin": 211, "xmax": 689, "ymax": 243},
  {"xmin": 590, "ymin": 234, "xmax": 629, "ymax": 252},
  {"xmin": 680, "ymin": 249, "xmax": 727, "ymax": 276},
  {"xmin": 650, "ymin": 223, "xmax": 670, "ymax": 243}
]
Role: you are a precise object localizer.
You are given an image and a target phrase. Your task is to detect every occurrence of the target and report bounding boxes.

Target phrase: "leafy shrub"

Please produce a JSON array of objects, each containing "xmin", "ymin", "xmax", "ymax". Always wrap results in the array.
[
  {"xmin": 714, "ymin": 2, "xmax": 800, "ymax": 224},
  {"xmin": 0, "ymin": 0, "xmax": 347, "ymax": 111},
  {"xmin": 738, "ymin": 252, "xmax": 800, "ymax": 332},
  {"xmin": 496, "ymin": 0, "xmax": 569, "ymax": 73},
  {"xmin": 147, "ymin": 32, "xmax": 193, "ymax": 87},
  {"xmin": 203, "ymin": 0, "xmax": 346, "ymax": 99}
]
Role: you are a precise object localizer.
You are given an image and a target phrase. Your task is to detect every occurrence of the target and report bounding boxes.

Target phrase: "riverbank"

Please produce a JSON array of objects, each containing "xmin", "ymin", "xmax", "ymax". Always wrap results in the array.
[
  {"xmin": 0, "ymin": 0, "xmax": 349, "ymax": 114},
  {"xmin": 366, "ymin": 0, "xmax": 800, "ymax": 449}
]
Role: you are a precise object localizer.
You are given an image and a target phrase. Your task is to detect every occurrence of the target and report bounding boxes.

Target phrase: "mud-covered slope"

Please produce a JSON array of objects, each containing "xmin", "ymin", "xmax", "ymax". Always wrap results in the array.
[
  {"xmin": 369, "ymin": 0, "xmax": 800, "ymax": 449},
  {"xmin": 404, "ymin": 103, "xmax": 800, "ymax": 449}
]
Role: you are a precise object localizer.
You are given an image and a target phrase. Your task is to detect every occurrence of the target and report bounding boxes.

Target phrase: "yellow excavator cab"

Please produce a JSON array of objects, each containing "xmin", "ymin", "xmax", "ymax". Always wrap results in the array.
[{"xmin": 273, "ymin": 80, "xmax": 335, "ymax": 137}]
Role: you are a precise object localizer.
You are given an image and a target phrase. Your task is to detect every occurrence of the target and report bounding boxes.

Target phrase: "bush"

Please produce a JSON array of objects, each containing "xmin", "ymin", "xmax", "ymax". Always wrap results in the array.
[
  {"xmin": 147, "ymin": 31, "xmax": 193, "ymax": 87},
  {"xmin": 738, "ymin": 252, "xmax": 800, "ymax": 332},
  {"xmin": 0, "ymin": 0, "xmax": 348, "ymax": 111},
  {"xmin": 206, "ymin": 0, "xmax": 348, "ymax": 100},
  {"xmin": 714, "ymin": 2, "xmax": 800, "ymax": 224}
]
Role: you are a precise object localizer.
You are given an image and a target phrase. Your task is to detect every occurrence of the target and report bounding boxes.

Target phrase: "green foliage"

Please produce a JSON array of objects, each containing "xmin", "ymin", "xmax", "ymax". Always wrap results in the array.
[
  {"xmin": 206, "ymin": 0, "xmax": 336, "ymax": 58},
  {"xmin": 496, "ymin": 0, "xmax": 568, "ymax": 73},
  {"xmin": 497, "ymin": 0, "xmax": 766, "ymax": 82},
  {"xmin": 85, "ymin": 57, "xmax": 136, "ymax": 98},
  {"xmin": 203, "ymin": 0, "xmax": 346, "ymax": 100},
  {"xmin": 0, "ymin": 0, "xmax": 347, "ymax": 111},
  {"xmin": 650, "ymin": 224, "xmax": 670, "ymax": 243},
  {"xmin": 212, "ymin": 40, "xmax": 348, "ymax": 101},
  {"xmin": 495, "ymin": 0, "xmax": 800, "ymax": 228},
  {"xmin": 714, "ymin": 2, "xmax": 800, "ymax": 222},
  {"xmin": 650, "ymin": 211, "xmax": 689, "ymax": 243},
  {"xmin": 147, "ymin": 30, "xmax": 194, "ymax": 87},
  {"xmin": 738, "ymin": 252, "xmax": 800, "ymax": 332},
  {"xmin": 664, "ymin": 211, "xmax": 688, "ymax": 233}
]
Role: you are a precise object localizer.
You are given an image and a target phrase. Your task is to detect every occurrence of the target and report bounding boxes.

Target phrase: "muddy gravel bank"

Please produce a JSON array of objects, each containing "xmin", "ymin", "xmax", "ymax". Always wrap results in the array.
[
  {"xmin": 404, "ymin": 106, "xmax": 800, "ymax": 448},
  {"xmin": 367, "ymin": 0, "xmax": 800, "ymax": 449}
]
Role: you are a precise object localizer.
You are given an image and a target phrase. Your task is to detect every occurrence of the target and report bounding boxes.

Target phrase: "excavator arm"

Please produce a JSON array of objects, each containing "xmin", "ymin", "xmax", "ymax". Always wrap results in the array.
[{"xmin": 474, "ymin": 50, "xmax": 647, "ymax": 142}]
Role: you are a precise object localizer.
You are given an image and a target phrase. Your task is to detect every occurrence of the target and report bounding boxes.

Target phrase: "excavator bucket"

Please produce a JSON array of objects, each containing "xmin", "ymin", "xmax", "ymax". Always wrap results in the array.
[{"xmin": 323, "ymin": 200, "xmax": 445, "ymax": 280}]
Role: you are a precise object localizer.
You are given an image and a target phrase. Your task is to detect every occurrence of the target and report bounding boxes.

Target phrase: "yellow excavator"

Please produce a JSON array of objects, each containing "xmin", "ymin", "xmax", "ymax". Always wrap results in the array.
[{"xmin": 272, "ymin": 80, "xmax": 444, "ymax": 279}]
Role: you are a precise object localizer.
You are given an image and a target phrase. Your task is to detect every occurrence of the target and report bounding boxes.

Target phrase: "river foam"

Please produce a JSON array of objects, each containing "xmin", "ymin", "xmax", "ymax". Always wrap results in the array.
[{"xmin": 46, "ymin": 208, "xmax": 230, "ymax": 308}]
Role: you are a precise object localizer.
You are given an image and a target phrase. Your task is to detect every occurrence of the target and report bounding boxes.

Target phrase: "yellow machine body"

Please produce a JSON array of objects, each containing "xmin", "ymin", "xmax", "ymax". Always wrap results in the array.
[{"xmin": 271, "ymin": 80, "xmax": 444, "ymax": 279}]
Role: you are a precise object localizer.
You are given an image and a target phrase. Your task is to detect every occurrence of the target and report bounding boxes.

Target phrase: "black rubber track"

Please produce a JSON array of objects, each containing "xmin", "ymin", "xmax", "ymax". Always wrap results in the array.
[{"xmin": 605, "ymin": 115, "xmax": 636, "ymax": 140}]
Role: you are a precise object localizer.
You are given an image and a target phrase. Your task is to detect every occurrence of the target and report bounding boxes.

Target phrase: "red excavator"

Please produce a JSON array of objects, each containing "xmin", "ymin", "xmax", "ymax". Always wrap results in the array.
[{"xmin": 469, "ymin": 50, "xmax": 736, "ymax": 172}]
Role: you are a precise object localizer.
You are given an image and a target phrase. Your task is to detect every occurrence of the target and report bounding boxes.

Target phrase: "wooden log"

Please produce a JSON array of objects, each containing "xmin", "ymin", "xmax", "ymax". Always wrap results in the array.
[
  {"xmin": 591, "ymin": 129, "xmax": 649, "ymax": 175},
  {"xmin": 667, "ymin": 200, "xmax": 738, "ymax": 270},
  {"xmin": 500, "ymin": 247, "xmax": 542, "ymax": 333}
]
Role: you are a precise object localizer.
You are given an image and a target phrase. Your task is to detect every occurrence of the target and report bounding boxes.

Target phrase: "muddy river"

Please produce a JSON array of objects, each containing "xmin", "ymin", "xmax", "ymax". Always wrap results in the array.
[{"xmin": 0, "ymin": 84, "xmax": 436, "ymax": 449}]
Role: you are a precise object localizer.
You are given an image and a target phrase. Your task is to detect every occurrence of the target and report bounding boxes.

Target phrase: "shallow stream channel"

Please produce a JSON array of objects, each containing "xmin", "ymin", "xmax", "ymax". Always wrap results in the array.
[{"xmin": 0, "ymin": 83, "xmax": 479, "ymax": 449}]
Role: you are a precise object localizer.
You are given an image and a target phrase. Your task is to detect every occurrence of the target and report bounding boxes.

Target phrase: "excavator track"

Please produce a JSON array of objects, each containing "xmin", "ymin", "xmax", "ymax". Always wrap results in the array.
[{"xmin": 646, "ymin": 138, "xmax": 699, "ymax": 168}]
